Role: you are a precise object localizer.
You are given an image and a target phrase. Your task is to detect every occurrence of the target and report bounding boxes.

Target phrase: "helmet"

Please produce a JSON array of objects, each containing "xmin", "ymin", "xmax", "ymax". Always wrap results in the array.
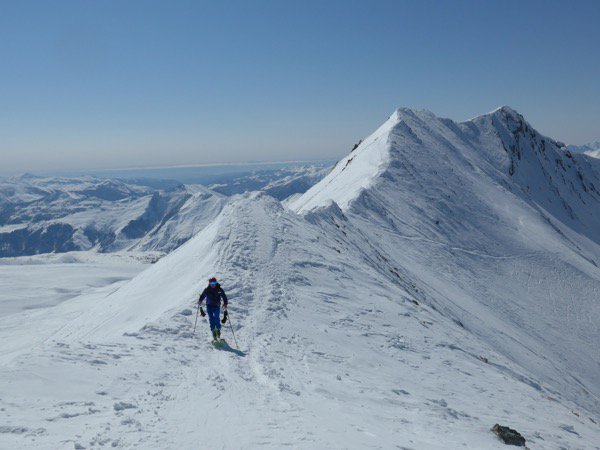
[{"xmin": 209, "ymin": 277, "xmax": 217, "ymax": 284}]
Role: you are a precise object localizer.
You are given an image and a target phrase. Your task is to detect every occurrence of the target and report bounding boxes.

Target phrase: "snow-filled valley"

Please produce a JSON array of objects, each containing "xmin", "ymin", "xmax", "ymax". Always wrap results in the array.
[
  {"xmin": 1, "ymin": 107, "xmax": 600, "ymax": 449},
  {"xmin": 0, "ymin": 253, "xmax": 147, "ymax": 317}
]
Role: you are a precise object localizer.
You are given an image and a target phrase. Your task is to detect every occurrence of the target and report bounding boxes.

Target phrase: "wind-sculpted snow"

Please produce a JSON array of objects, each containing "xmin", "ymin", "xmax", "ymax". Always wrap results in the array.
[{"xmin": 1, "ymin": 109, "xmax": 600, "ymax": 448}]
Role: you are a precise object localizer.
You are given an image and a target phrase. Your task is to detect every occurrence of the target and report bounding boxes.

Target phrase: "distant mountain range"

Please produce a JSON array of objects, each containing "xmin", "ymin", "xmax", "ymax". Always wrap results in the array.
[
  {"xmin": 0, "ymin": 165, "xmax": 329, "ymax": 258},
  {"xmin": 0, "ymin": 176, "xmax": 225, "ymax": 257},
  {"xmin": 567, "ymin": 141, "xmax": 600, "ymax": 158}
]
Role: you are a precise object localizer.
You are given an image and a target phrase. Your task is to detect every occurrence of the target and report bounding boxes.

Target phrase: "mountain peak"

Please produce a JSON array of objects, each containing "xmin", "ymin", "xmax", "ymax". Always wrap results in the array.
[
  {"xmin": 9, "ymin": 172, "xmax": 40, "ymax": 181},
  {"xmin": 294, "ymin": 105, "xmax": 596, "ymax": 227},
  {"xmin": 469, "ymin": 105, "xmax": 526, "ymax": 126},
  {"xmin": 491, "ymin": 105, "xmax": 521, "ymax": 116},
  {"xmin": 391, "ymin": 107, "xmax": 437, "ymax": 123}
]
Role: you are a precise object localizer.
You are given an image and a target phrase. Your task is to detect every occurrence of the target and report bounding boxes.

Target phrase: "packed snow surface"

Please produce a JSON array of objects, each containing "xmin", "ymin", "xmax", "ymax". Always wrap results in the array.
[
  {"xmin": 1, "ymin": 107, "xmax": 600, "ymax": 449},
  {"xmin": 0, "ymin": 253, "xmax": 147, "ymax": 317}
]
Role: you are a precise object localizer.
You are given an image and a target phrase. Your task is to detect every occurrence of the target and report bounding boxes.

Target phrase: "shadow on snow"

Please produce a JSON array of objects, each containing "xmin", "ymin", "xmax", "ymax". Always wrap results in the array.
[{"xmin": 213, "ymin": 340, "xmax": 246, "ymax": 357}]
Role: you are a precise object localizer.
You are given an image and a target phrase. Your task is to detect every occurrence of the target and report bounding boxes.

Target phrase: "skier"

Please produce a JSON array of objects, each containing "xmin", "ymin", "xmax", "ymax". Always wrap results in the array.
[{"xmin": 197, "ymin": 277, "xmax": 228, "ymax": 342}]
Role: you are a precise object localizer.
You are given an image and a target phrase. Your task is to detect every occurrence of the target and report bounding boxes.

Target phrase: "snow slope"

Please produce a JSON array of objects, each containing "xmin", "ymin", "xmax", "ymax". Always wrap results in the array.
[
  {"xmin": 0, "ymin": 253, "xmax": 146, "ymax": 317},
  {"xmin": 1, "ymin": 108, "xmax": 600, "ymax": 449},
  {"xmin": 292, "ymin": 106, "xmax": 600, "ymax": 413},
  {"xmin": 586, "ymin": 148, "xmax": 600, "ymax": 159}
]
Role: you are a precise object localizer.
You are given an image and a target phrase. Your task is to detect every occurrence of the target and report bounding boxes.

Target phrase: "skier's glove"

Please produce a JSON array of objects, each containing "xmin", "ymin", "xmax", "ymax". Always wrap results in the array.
[
  {"xmin": 200, "ymin": 307, "xmax": 206, "ymax": 317},
  {"xmin": 221, "ymin": 310, "xmax": 228, "ymax": 324}
]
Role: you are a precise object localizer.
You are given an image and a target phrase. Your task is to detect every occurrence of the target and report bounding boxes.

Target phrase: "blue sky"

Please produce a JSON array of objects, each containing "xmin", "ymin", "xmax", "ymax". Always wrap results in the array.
[{"xmin": 1, "ymin": 0, "xmax": 599, "ymax": 172}]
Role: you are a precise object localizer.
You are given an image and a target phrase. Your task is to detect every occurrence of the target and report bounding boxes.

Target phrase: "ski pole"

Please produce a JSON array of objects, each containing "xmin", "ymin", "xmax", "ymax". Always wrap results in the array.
[
  {"xmin": 227, "ymin": 310, "xmax": 239, "ymax": 349},
  {"xmin": 192, "ymin": 302, "xmax": 200, "ymax": 337}
]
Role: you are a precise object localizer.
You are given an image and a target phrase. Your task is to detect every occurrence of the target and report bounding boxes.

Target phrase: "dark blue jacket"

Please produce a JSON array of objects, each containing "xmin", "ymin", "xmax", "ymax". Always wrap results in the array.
[{"xmin": 199, "ymin": 283, "xmax": 228, "ymax": 307}]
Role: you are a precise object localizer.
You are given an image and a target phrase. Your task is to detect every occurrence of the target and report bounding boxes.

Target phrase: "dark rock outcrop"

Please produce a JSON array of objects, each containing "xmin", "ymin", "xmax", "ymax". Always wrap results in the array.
[{"xmin": 491, "ymin": 424, "xmax": 526, "ymax": 446}]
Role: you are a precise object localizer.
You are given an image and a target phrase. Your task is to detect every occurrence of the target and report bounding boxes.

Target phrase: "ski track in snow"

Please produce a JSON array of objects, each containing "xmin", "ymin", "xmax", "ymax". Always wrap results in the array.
[
  {"xmin": 2, "ymin": 107, "xmax": 600, "ymax": 449},
  {"xmin": 1, "ymin": 197, "xmax": 598, "ymax": 449}
]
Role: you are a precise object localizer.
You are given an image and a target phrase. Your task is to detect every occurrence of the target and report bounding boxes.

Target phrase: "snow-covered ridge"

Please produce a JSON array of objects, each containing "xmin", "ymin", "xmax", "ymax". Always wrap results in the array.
[
  {"xmin": 290, "ymin": 111, "xmax": 400, "ymax": 213},
  {"xmin": 293, "ymin": 106, "xmax": 600, "ymax": 415},
  {"xmin": 1, "ymin": 108, "xmax": 600, "ymax": 448},
  {"xmin": 294, "ymin": 107, "xmax": 599, "ymax": 223}
]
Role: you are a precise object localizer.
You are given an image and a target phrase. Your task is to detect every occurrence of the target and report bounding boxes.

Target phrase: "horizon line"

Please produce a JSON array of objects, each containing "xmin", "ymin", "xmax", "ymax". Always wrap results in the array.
[{"xmin": 0, "ymin": 157, "xmax": 340, "ymax": 179}]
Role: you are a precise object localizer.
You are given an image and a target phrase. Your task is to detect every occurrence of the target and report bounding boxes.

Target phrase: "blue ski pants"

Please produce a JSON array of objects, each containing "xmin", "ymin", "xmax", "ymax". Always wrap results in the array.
[{"xmin": 207, "ymin": 305, "xmax": 221, "ymax": 331}]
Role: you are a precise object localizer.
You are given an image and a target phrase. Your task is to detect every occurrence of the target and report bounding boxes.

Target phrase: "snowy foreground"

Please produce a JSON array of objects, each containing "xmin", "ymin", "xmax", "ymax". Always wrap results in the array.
[
  {"xmin": 0, "ymin": 253, "xmax": 147, "ymax": 317},
  {"xmin": 1, "ymin": 107, "xmax": 600, "ymax": 449}
]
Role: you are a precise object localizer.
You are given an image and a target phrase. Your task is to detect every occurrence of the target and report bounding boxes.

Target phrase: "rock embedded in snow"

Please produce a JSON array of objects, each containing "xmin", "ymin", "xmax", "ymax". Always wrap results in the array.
[
  {"xmin": 113, "ymin": 402, "xmax": 137, "ymax": 411},
  {"xmin": 491, "ymin": 424, "xmax": 526, "ymax": 446},
  {"xmin": 1, "ymin": 107, "xmax": 600, "ymax": 448}
]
